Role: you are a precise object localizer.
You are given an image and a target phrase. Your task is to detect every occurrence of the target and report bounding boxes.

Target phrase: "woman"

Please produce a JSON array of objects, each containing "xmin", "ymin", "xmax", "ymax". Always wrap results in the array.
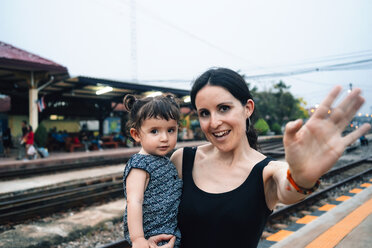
[{"xmin": 149, "ymin": 67, "xmax": 370, "ymax": 248}]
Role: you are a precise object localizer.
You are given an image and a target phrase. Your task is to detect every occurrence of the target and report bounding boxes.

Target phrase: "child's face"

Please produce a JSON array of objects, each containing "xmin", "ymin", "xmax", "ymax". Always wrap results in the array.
[{"xmin": 131, "ymin": 117, "xmax": 178, "ymax": 156}]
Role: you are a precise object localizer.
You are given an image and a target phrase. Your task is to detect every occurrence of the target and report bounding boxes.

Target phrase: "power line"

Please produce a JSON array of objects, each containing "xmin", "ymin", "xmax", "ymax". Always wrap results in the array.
[{"xmin": 243, "ymin": 58, "xmax": 372, "ymax": 80}]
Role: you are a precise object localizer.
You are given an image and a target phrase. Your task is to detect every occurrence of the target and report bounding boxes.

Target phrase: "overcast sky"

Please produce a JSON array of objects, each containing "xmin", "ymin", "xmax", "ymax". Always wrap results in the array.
[{"xmin": 1, "ymin": 0, "xmax": 372, "ymax": 114}]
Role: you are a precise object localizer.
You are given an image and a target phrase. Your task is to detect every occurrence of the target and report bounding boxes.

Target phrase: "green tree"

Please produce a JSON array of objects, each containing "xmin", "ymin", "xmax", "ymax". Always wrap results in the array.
[
  {"xmin": 270, "ymin": 122, "xmax": 282, "ymax": 135},
  {"xmin": 34, "ymin": 123, "xmax": 48, "ymax": 147},
  {"xmin": 254, "ymin": 81, "xmax": 308, "ymax": 127},
  {"xmin": 254, "ymin": 118, "xmax": 270, "ymax": 135}
]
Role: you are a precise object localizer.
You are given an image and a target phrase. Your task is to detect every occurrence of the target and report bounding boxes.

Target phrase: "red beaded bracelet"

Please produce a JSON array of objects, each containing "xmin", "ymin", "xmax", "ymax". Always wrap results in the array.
[{"xmin": 286, "ymin": 169, "xmax": 320, "ymax": 195}]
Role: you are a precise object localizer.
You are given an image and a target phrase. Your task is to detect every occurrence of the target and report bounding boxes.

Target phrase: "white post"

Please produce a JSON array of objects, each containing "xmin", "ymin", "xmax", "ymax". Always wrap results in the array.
[{"xmin": 29, "ymin": 72, "xmax": 38, "ymax": 131}]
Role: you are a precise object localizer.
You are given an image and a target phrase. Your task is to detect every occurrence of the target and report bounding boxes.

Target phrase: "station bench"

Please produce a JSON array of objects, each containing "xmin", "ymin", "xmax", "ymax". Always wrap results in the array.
[
  {"xmin": 91, "ymin": 136, "xmax": 119, "ymax": 150},
  {"xmin": 65, "ymin": 137, "xmax": 85, "ymax": 152},
  {"xmin": 102, "ymin": 136, "xmax": 119, "ymax": 148}
]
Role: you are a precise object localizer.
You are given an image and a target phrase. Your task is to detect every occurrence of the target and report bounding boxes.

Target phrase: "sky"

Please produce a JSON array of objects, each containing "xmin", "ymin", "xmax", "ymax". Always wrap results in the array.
[{"xmin": 1, "ymin": 0, "xmax": 372, "ymax": 114}]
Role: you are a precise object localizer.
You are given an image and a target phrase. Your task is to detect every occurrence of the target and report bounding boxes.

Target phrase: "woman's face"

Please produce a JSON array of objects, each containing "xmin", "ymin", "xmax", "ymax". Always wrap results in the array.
[{"xmin": 195, "ymin": 85, "xmax": 253, "ymax": 152}]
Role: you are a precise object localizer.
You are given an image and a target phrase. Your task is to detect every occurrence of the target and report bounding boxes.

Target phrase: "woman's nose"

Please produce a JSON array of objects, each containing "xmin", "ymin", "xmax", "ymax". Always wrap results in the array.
[{"xmin": 210, "ymin": 113, "xmax": 222, "ymax": 129}]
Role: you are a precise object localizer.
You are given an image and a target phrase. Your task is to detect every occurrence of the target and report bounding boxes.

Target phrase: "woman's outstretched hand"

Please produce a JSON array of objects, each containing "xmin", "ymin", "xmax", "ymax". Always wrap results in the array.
[{"xmin": 283, "ymin": 86, "xmax": 371, "ymax": 188}]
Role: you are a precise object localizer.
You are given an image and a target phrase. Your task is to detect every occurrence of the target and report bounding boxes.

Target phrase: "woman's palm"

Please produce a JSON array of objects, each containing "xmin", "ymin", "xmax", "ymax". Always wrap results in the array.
[{"xmin": 284, "ymin": 86, "xmax": 370, "ymax": 183}]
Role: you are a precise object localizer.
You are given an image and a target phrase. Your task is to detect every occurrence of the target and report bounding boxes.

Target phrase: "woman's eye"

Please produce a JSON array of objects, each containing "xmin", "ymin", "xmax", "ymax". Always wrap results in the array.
[
  {"xmin": 219, "ymin": 105, "xmax": 230, "ymax": 112},
  {"xmin": 199, "ymin": 110, "xmax": 209, "ymax": 117},
  {"xmin": 150, "ymin": 129, "xmax": 158, "ymax": 134}
]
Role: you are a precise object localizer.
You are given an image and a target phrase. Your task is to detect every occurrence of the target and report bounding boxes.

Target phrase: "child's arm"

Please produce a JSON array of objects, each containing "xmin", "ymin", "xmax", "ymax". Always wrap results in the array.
[{"xmin": 126, "ymin": 168, "xmax": 150, "ymax": 248}]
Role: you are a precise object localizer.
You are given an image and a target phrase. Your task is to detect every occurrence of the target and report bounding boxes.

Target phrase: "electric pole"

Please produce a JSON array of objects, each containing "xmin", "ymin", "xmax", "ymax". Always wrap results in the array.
[{"xmin": 130, "ymin": 0, "xmax": 138, "ymax": 82}]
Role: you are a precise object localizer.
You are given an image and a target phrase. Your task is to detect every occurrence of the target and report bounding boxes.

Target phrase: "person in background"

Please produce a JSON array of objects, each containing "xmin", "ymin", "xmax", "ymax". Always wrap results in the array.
[
  {"xmin": 3, "ymin": 127, "xmax": 12, "ymax": 157},
  {"xmin": 17, "ymin": 120, "xmax": 28, "ymax": 160},
  {"xmin": 91, "ymin": 133, "xmax": 103, "ymax": 151},
  {"xmin": 79, "ymin": 126, "xmax": 91, "ymax": 152},
  {"xmin": 24, "ymin": 125, "xmax": 36, "ymax": 160},
  {"xmin": 122, "ymin": 93, "xmax": 182, "ymax": 248}
]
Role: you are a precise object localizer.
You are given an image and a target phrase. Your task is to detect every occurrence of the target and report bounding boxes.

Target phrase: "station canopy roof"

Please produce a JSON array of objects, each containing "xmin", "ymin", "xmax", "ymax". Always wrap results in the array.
[
  {"xmin": 0, "ymin": 41, "xmax": 191, "ymax": 117},
  {"xmin": 0, "ymin": 41, "xmax": 69, "ymax": 98},
  {"xmin": 44, "ymin": 76, "xmax": 190, "ymax": 104}
]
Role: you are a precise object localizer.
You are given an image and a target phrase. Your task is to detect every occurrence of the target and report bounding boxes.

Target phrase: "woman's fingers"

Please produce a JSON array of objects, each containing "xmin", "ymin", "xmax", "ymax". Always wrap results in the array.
[
  {"xmin": 343, "ymin": 123, "xmax": 371, "ymax": 146},
  {"xmin": 331, "ymin": 88, "xmax": 365, "ymax": 126},
  {"xmin": 314, "ymin": 87, "xmax": 366, "ymax": 133},
  {"xmin": 284, "ymin": 119, "xmax": 303, "ymax": 144},
  {"xmin": 337, "ymin": 88, "xmax": 363, "ymax": 114},
  {"xmin": 313, "ymin": 86, "xmax": 342, "ymax": 119}
]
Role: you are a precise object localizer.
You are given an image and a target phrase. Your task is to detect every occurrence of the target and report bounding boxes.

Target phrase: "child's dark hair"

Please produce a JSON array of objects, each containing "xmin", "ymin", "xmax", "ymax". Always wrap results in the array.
[{"xmin": 123, "ymin": 93, "xmax": 180, "ymax": 132}]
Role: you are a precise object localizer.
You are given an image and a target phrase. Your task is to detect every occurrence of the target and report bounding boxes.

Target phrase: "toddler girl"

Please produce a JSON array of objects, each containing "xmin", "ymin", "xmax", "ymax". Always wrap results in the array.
[{"xmin": 123, "ymin": 93, "xmax": 182, "ymax": 248}]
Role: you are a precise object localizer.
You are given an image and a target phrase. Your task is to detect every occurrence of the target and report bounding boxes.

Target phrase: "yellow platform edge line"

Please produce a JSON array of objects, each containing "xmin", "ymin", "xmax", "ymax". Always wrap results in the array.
[
  {"xmin": 349, "ymin": 188, "xmax": 363, "ymax": 194},
  {"xmin": 305, "ymin": 197, "xmax": 372, "ymax": 248},
  {"xmin": 318, "ymin": 204, "xmax": 336, "ymax": 211},
  {"xmin": 296, "ymin": 215, "xmax": 318, "ymax": 224},
  {"xmin": 335, "ymin": 195, "xmax": 351, "ymax": 201},
  {"xmin": 360, "ymin": 183, "xmax": 371, "ymax": 187},
  {"xmin": 266, "ymin": 230, "xmax": 294, "ymax": 242}
]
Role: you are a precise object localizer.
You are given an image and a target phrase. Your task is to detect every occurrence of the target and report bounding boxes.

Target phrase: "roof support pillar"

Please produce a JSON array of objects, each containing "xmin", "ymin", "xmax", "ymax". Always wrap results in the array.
[{"xmin": 29, "ymin": 72, "xmax": 38, "ymax": 131}]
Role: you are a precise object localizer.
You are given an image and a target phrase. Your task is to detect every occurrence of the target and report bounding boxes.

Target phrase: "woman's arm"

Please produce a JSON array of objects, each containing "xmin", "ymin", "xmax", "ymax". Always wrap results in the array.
[
  {"xmin": 271, "ymin": 86, "xmax": 370, "ymax": 205},
  {"xmin": 126, "ymin": 168, "xmax": 150, "ymax": 248}
]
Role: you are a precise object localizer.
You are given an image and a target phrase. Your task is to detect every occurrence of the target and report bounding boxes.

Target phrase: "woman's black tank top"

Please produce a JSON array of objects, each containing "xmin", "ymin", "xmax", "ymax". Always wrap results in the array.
[{"xmin": 178, "ymin": 147, "xmax": 273, "ymax": 248}]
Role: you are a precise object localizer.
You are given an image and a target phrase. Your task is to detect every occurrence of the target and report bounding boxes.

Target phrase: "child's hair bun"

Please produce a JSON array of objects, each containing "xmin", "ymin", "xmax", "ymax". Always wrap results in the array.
[
  {"xmin": 123, "ymin": 94, "xmax": 137, "ymax": 112},
  {"xmin": 163, "ymin": 93, "xmax": 179, "ymax": 105}
]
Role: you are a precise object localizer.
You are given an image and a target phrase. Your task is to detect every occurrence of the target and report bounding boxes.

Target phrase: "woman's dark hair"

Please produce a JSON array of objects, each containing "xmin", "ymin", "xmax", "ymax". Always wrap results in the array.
[
  {"xmin": 190, "ymin": 67, "xmax": 258, "ymax": 150},
  {"xmin": 123, "ymin": 93, "xmax": 180, "ymax": 134}
]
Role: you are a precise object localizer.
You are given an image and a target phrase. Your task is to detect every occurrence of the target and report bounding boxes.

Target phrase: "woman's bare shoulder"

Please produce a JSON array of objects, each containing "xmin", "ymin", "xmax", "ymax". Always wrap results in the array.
[
  {"xmin": 194, "ymin": 143, "xmax": 214, "ymax": 160},
  {"xmin": 171, "ymin": 148, "xmax": 184, "ymax": 178},
  {"xmin": 170, "ymin": 148, "xmax": 184, "ymax": 165}
]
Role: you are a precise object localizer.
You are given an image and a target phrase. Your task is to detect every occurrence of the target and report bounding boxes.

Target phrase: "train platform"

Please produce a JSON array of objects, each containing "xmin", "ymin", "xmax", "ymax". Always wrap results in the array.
[
  {"xmin": 0, "ymin": 140, "xmax": 208, "ymax": 171},
  {"xmin": 0, "ymin": 135, "xmax": 283, "ymax": 171},
  {"xmin": 260, "ymin": 174, "xmax": 372, "ymax": 248}
]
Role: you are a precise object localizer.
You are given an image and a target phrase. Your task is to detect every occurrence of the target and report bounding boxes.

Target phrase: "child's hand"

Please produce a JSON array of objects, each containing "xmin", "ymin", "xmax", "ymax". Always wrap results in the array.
[
  {"xmin": 132, "ymin": 237, "xmax": 150, "ymax": 248},
  {"xmin": 148, "ymin": 234, "xmax": 175, "ymax": 248}
]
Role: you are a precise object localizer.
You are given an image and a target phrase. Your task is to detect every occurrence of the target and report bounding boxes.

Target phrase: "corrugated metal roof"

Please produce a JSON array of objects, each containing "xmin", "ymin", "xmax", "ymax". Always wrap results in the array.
[{"xmin": 0, "ymin": 41, "xmax": 68, "ymax": 72}]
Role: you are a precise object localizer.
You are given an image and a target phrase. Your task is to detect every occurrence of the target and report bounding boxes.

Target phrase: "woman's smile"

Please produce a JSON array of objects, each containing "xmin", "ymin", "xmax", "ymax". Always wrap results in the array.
[{"xmin": 212, "ymin": 130, "xmax": 230, "ymax": 138}]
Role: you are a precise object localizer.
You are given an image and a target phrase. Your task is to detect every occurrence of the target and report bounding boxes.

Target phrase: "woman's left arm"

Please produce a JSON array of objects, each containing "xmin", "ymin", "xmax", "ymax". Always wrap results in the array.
[{"xmin": 272, "ymin": 86, "xmax": 370, "ymax": 204}]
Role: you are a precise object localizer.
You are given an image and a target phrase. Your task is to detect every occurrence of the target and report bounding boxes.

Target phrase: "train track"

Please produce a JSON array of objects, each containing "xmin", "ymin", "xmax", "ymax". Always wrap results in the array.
[{"xmin": 0, "ymin": 174, "xmax": 123, "ymax": 225}]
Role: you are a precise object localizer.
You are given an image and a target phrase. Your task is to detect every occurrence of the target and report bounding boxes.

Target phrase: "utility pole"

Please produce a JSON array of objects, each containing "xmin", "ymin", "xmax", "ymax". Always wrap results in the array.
[{"xmin": 130, "ymin": 0, "xmax": 138, "ymax": 82}]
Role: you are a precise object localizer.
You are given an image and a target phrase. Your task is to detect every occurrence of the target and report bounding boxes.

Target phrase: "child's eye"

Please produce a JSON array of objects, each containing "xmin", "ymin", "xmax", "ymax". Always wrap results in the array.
[
  {"xmin": 150, "ymin": 129, "xmax": 158, "ymax": 134},
  {"xmin": 168, "ymin": 128, "xmax": 176, "ymax": 133},
  {"xmin": 219, "ymin": 105, "xmax": 230, "ymax": 112}
]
